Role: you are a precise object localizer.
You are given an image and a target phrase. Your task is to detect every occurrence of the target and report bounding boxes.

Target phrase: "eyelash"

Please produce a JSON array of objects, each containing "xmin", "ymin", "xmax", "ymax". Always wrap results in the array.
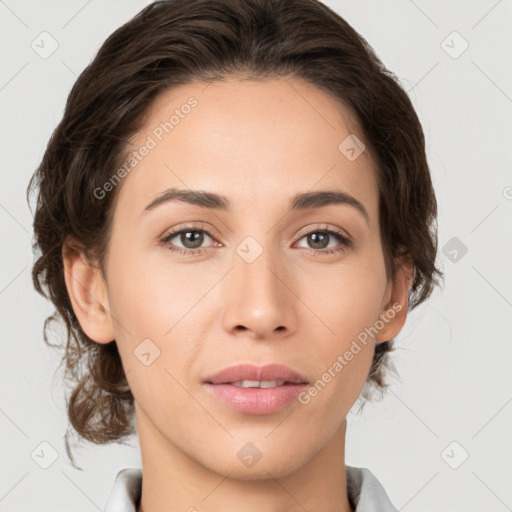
[{"xmin": 159, "ymin": 223, "xmax": 352, "ymax": 257}]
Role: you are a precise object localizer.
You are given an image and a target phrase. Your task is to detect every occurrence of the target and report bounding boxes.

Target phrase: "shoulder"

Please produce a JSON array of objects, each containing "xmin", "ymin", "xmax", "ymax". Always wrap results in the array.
[
  {"xmin": 104, "ymin": 468, "xmax": 142, "ymax": 512},
  {"xmin": 346, "ymin": 465, "xmax": 398, "ymax": 512}
]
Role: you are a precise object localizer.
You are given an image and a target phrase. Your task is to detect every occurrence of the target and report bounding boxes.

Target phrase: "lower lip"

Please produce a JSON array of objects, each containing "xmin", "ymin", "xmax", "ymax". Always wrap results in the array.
[{"xmin": 204, "ymin": 383, "xmax": 308, "ymax": 415}]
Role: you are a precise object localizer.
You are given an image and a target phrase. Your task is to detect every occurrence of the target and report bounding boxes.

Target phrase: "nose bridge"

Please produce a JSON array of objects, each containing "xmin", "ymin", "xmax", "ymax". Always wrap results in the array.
[
  {"xmin": 238, "ymin": 235, "xmax": 281, "ymax": 293},
  {"xmin": 223, "ymin": 233, "xmax": 296, "ymax": 336}
]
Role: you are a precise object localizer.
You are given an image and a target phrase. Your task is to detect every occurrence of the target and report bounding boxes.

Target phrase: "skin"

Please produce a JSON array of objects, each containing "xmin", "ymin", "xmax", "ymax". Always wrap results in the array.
[{"xmin": 62, "ymin": 77, "xmax": 413, "ymax": 512}]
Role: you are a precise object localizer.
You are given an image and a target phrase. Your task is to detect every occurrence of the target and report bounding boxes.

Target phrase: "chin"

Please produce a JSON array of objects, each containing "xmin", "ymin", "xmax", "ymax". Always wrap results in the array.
[{"xmin": 200, "ymin": 445, "xmax": 309, "ymax": 482}]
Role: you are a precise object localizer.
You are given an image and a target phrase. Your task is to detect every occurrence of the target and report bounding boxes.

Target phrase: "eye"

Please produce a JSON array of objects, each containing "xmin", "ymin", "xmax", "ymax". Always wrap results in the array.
[
  {"xmin": 159, "ymin": 223, "xmax": 352, "ymax": 256},
  {"xmin": 294, "ymin": 227, "xmax": 352, "ymax": 255},
  {"xmin": 159, "ymin": 223, "xmax": 218, "ymax": 256}
]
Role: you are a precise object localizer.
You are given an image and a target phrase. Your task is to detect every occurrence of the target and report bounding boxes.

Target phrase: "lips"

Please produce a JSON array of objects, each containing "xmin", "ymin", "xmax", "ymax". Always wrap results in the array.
[
  {"xmin": 203, "ymin": 363, "xmax": 309, "ymax": 385},
  {"xmin": 203, "ymin": 363, "xmax": 309, "ymax": 415}
]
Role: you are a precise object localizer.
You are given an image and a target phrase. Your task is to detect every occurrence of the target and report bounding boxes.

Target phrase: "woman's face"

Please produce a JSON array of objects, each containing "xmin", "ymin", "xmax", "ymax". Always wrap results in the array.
[{"xmin": 74, "ymin": 77, "xmax": 410, "ymax": 478}]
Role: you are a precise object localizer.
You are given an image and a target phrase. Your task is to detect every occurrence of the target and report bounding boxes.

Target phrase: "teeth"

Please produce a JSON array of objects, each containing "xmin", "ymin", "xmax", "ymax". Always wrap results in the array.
[{"xmin": 231, "ymin": 379, "xmax": 286, "ymax": 388}]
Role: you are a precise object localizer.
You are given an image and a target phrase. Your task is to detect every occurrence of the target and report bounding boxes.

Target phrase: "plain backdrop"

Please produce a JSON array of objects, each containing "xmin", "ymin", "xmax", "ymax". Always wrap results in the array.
[{"xmin": 1, "ymin": 1, "xmax": 511, "ymax": 511}]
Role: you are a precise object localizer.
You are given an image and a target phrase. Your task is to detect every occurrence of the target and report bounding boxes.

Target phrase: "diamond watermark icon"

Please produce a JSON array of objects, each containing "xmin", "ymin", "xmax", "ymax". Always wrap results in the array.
[
  {"xmin": 441, "ymin": 440, "xmax": 469, "ymax": 469},
  {"xmin": 236, "ymin": 236, "xmax": 263, "ymax": 264},
  {"xmin": 31, "ymin": 31, "xmax": 59, "ymax": 59},
  {"xmin": 338, "ymin": 134, "xmax": 366, "ymax": 161},
  {"xmin": 442, "ymin": 236, "xmax": 468, "ymax": 263},
  {"xmin": 31, "ymin": 441, "xmax": 59, "ymax": 469},
  {"xmin": 237, "ymin": 442, "xmax": 263, "ymax": 468},
  {"xmin": 441, "ymin": 31, "xmax": 469, "ymax": 59},
  {"xmin": 134, "ymin": 338, "xmax": 161, "ymax": 366}
]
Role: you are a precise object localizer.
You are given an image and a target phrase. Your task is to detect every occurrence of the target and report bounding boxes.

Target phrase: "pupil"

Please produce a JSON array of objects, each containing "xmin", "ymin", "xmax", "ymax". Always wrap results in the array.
[
  {"xmin": 309, "ymin": 232, "xmax": 328, "ymax": 249},
  {"xmin": 182, "ymin": 231, "xmax": 203, "ymax": 249}
]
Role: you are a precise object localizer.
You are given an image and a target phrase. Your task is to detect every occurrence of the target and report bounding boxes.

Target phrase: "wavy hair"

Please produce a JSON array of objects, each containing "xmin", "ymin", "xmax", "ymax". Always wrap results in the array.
[{"xmin": 26, "ymin": 0, "xmax": 443, "ymax": 468}]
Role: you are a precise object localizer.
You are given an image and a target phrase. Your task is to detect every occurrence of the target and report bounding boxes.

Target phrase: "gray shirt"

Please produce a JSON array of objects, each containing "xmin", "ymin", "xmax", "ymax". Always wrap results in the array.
[{"xmin": 104, "ymin": 465, "xmax": 398, "ymax": 512}]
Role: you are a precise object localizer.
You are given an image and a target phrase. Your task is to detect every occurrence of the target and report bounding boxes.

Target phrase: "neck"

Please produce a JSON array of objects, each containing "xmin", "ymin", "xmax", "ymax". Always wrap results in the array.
[{"xmin": 136, "ymin": 406, "xmax": 353, "ymax": 512}]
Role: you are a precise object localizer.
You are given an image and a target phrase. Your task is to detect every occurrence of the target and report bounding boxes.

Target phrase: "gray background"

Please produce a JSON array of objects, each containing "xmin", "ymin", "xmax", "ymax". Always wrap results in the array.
[{"xmin": 1, "ymin": 0, "xmax": 511, "ymax": 510}]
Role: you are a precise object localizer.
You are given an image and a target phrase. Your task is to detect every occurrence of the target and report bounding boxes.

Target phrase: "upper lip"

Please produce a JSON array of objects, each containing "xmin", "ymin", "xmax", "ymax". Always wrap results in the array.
[{"xmin": 204, "ymin": 363, "xmax": 309, "ymax": 385}]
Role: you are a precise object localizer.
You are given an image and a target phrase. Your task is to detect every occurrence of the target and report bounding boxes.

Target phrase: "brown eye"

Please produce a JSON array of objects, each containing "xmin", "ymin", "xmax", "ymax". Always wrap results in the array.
[
  {"xmin": 160, "ymin": 226, "xmax": 216, "ymax": 255},
  {"xmin": 306, "ymin": 232, "xmax": 330, "ymax": 249},
  {"xmin": 174, "ymin": 230, "xmax": 207, "ymax": 249},
  {"xmin": 295, "ymin": 229, "xmax": 352, "ymax": 255}
]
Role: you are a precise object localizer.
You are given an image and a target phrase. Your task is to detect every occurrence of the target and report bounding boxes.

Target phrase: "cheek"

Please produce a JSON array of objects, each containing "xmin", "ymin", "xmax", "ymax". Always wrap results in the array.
[
  {"xmin": 302, "ymin": 256, "xmax": 387, "ymax": 339},
  {"xmin": 298, "ymin": 255, "xmax": 386, "ymax": 393},
  {"xmin": 105, "ymin": 250, "xmax": 203, "ymax": 414},
  {"xmin": 105, "ymin": 242, "xmax": 212, "ymax": 386},
  {"xmin": 106, "ymin": 240, "xmax": 204, "ymax": 336},
  {"xmin": 298, "ymin": 288, "xmax": 378, "ymax": 421}
]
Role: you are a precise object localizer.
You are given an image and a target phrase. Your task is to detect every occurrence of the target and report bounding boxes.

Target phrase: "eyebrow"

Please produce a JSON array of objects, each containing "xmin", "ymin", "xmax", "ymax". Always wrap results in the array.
[{"xmin": 142, "ymin": 187, "xmax": 370, "ymax": 225}]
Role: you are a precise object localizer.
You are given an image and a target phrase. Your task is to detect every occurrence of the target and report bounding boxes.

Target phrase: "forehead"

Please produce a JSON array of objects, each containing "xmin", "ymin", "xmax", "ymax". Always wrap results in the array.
[{"xmin": 113, "ymin": 77, "xmax": 379, "ymax": 224}]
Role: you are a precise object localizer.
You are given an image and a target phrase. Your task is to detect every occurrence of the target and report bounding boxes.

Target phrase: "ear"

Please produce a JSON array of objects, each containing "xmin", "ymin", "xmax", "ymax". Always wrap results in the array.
[
  {"xmin": 374, "ymin": 253, "xmax": 414, "ymax": 343},
  {"xmin": 62, "ymin": 237, "xmax": 115, "ymax": 344}
]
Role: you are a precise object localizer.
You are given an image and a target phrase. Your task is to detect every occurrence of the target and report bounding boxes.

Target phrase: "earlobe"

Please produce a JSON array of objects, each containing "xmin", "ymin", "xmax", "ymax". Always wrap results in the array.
[
  {"xmin": 374, "ymin": 254, "xmax": 414, "ymax": 343},
  {"xmin": 62, "ymin": 238, "xmax": 115, "ymax": 344}
]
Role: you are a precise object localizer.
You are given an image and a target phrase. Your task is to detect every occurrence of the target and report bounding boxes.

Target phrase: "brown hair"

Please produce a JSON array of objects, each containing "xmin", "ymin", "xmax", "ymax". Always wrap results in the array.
[{"xmin": 26, "ymin": 0, "xmax": 443, "ymax": 468}]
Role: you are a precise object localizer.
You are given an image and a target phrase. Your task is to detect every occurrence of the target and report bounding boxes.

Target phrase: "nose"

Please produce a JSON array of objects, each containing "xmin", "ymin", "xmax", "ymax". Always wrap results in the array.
[{"xmin": 221, "ymin": 240, "xmax": 298, "ymax": 340}]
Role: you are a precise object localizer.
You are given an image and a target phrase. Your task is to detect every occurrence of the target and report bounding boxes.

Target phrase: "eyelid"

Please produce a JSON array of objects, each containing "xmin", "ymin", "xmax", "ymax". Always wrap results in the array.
[
  {"xmin": 161, "ymin": 222, "xmax": 221, "ymax": 240},
  {"xmin": 162, "ymin": 222, "xmax": 351, "ymax": 245},
  {"xmin": 294, "ymin": 223, "xmax": 352, "ymax": 243}
]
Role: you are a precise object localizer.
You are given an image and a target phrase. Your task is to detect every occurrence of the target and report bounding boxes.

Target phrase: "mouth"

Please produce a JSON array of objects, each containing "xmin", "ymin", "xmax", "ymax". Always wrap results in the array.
[{"xmin": 202, "ymin": 363, "xmax": 309, "ymax": 415}]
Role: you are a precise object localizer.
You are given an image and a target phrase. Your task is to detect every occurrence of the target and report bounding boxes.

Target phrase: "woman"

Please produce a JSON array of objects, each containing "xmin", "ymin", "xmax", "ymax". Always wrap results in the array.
[{"xmin": 27, "ymin": 0, "xmax": 443, "ymax": 510}]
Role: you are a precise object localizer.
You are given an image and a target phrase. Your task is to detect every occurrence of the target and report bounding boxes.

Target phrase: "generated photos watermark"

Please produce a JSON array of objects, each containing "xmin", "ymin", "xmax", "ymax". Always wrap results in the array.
[
  {"xmin": 298, "ymin": 301, "xmax": 402, "ymax": 405},
  {"xmin": 93, "ymin": 96, "xmax": 198, "ymax": 200}
]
